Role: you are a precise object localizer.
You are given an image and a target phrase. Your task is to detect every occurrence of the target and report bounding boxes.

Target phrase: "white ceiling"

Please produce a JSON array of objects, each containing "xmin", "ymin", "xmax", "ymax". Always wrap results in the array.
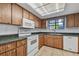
[
  {"xmin": 18, "ymin": 3, "xmax": 79, "ymax": 19},
  {"xmin": 27, "ymin": 3, "xmax": 65, "ymax": 16}
]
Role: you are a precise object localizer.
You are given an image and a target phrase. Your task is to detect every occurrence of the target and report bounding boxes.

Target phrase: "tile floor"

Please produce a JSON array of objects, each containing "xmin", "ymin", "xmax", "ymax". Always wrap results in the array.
[{"xmin": 35, "ymin": 46, "xmax": 79, "ymax": 56}]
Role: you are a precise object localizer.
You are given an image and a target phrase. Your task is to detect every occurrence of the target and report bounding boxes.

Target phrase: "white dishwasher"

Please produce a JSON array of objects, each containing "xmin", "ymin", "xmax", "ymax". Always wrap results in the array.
[{"xmin": 63, "ymin": 36, "xmax": 78, "ymax": 52}]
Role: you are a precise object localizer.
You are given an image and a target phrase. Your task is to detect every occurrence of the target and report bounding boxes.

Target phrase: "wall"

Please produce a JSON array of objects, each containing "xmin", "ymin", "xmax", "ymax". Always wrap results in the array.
[{"xmin": 0, "ymin": 24, "xmax": 19, "ymax": 35}]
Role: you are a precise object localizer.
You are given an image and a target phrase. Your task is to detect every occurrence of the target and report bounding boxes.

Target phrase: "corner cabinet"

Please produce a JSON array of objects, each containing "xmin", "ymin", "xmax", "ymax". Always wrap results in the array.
[
  {"xmin": 12, "ymin": 4, "xmax": 22, "ymax": 25},
  {"xmin": 0, "ymin": 4, "xmax": 11, "ymax": 24}
]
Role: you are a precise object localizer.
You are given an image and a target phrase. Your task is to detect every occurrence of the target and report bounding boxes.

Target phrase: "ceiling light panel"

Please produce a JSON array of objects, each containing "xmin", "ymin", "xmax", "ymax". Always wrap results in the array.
[
  {"xmin": 44, "ymin": 3, "xmax": 57, "ymax": 12},
  {"xmin": 35, "ymin": 7, "xmax": 46, "ymax": 15},
  {"xmin": 27, "ymin": 3, "xmax": 65, "ymax": 16}
]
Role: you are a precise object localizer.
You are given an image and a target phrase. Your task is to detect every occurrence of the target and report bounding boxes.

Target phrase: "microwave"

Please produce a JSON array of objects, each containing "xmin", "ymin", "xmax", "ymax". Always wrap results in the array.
[{"xmin": 22, "ymin": 18, "xmax": 35, "ymax": 28}]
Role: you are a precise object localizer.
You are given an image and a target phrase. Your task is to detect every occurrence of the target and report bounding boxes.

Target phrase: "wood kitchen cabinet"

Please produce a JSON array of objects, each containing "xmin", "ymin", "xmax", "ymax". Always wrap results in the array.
[
  {"xmin": 53, "ymin": 35, "xmax": 63, "ymax": 49},
  {"xmin": 29, "ymin": 13, "xmax": 34, "ymax": 20},
  {"xmin": 12, "ymin": 4, "xmax": 22, "ymax": 25},
  {"xmin": 17, "ymin": 45, "xmax": 26, "ymax": 56},
  {"xmin": 34, "ymin": 16, "xmax": 42, "ymax": 28},
  {"xmin": 0, "ymin": 44, "xmax": 6, "ymax": 54},
  {"xmin": 17, "ymin": 39, "xmax": 27, "ymax": 47},
  {"xmin": 16, "ymin": 39, "xmax": 27, "ymax": 56},
  {"xmin": 41, "ymin": 20, "xmax": 46, "ymax": 28},
  {"xmin": 66, "ymin": 14, "xmax": 75, "ymax": 28},
  {"xmin": 39, "ymin": 34, "xmax": 45, "ymax": 49},
  {"xmin": 5, "ymin": 42, "xmax": 16, "ymax": 51},
  {"xmin": 23, "ymin": 9, "xmax": 29, "ymax": 19},
  {"xmin": 0, "ymin": 3, "xmax": 11, "ymax": 24},
  {"xmin": 44, "ymin": 35, "xmax": 54, "ymax": 47},
  {"xmin": 0, "ymin": 39, "xmax": 27, "ymax": 56},
  {"xmin": 74, "ymin": 13, "xmax": 79, "ymax": 27},
  {"xmin": 37, "ymin": 18, "xmax": 42, "ymax": 28},
  {"xmin": 6, "ymin": 49, "xmax": 16, "ymax": 56},
  {"xmin": 44, "ymin": 35, "xmax": 63, "ymax": 49},
  {"xmin": 0, "ymin": 53, "xmax": 6, "ymax": 56}
]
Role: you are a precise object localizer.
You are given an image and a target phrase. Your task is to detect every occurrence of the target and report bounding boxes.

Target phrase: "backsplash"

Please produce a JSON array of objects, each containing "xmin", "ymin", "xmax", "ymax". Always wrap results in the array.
[{"xmin": 0, "ymin": 24, "xmax": 19, "ymax": 35}]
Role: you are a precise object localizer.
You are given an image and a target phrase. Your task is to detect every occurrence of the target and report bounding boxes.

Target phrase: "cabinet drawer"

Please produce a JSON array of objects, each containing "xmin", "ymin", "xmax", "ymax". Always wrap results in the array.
[
  {"xmin": 0, "ymin": 44, "xmax": 6, "ymax": 54},
  {"xmin": 17, "ymin": 39, "xmax": 26, "ymax": 47},
  {"xmin": 6, "ymin": 49, "xmax": 16, "ymax": 56},
  {"xmin": 6, "ymin": 42, "xmax": 16, "ymax": 51}
]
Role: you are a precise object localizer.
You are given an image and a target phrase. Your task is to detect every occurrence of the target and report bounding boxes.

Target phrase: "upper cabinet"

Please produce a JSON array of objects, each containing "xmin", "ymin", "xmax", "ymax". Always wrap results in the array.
[
  {"xmin": 23, "ymin": 9, "xmax": 42, "ymax": 28},
  {"xmin": 37, "ymin": 18, "xmax": 41, "ymax": 28},
  {"xmin": 66, "ymin": 14, "xmax": 75, "ymax": 28},
  {"xmin": 66, "ymin": 13, "xmax": 79, "ymax": 28},
  {"xmin": 0, "ymin": 4, "xmax": 11, "ymax": 24},
  {"xmin": 23, "ymin": 9, "xmax": 29, "ymax": 19},
  {"xmin": 29, "ymin": 13, "xmax": 34, "ymax": 20},
  {"xmin": 34, "ymin": 17, "xmax": 41, "ymax": 28},
  {"xmin": 0, "ymin": 3, "xmax": 41, "ymax": 27},
  {"xmin": 41, "ymin": 20, "xmax": 46, "ymax": 28},
  {"xmin": 74, "ymin": 13, "xmax": 79, "ymax": 27},
  {"xmin": 12, "ymin": 4, "xmax": 22, "ymax": 25}
]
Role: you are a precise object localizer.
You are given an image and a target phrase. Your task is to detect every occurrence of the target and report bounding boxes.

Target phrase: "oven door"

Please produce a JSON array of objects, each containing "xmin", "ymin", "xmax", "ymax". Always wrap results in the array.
[{"xmin": 27, "ymin": 35, "xmax": 39, "ymax": 54}]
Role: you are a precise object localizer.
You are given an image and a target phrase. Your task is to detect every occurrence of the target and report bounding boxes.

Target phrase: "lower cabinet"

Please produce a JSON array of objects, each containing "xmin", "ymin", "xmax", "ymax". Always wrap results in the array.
[
  {"xmin": 39, "ymin": 34, "xmax": 45, "ymax": 49},
  {"xmin": 53, "ymin": 35, "xmax": 63, "ymax": 49},
  {"xmin": 17, "ymin": 45, "xmax": 26, "ymax": 56},
  {"xmin": 44, "ymin": 35, "xmax": 54, "ymax": 47},
  {"xmin": 0, "ymin": 44, "xmax": 6, "ymax": 54},
  {"xmin": 6, "ymin": 49, "xmax": 16, "ymax": 56},
  {"xmin": 44, "ymin": 35, "xmax": 63, "ymax": 49},
  {"xmin": 0, "ymin": 39, "xmax": 27, "ymax": 56},
  {"xmin": 0, "ymin": 53, "xmax": 6, "ymax": 56}
]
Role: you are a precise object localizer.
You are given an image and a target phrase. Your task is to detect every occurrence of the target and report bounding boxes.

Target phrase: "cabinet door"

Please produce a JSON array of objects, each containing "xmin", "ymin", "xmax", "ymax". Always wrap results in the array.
[
  {"xmin": 12, "ymin": 4, "xmax": 22, "ymax": 25},
  {"xmin": 29, "ymin": 13, "xmax": 34, "ymax": 20},
  {"xmin": 41, "ymin": 20, "xmax": 46, "ymax": 28},
  {"xmin": 38, "ymin": 19, "xmax": 41, "ymax": 28},
  {"xmin": 0, "ymin": 53, "xmax": 6, "ymax": 56},
  {"xmin": 53, "ymin": 35, "xmax": 63, "ymax": 49},
  {"xmin": 0, "ymin": 4, "xmax": 11, "ymax": 24},
  {"xmin": 66, "ymin": 14, "xmax": 75, "ymax": 28},
  {"xmin": 0, "ymin": 44, "xmax": 6, "ymax": 54},
  {"xmin": 75, "ymin": 13, "xmax": 79, "ymax": 27},
  {"xmin": 6, "ymin": 49, "xmax": 16, "ymax": 56},
  {"xmin": 44, "ymin": 35, "xmax": 53, "ymax": 47},
  {"xmin": 5, "ymin": 42, "xmax": 16, "ymax": 51},
  {"xmin": 23, "ymin": 9, "xmax": 29, "ymax": 19},
  {"xmin": 39, "ymin": 34, "xmax": 44, "ymax": 49},
  {"xmin": 17, "ymin": 39, "xmax": 27, "ymax": 47},
  {"xmin": 17, "ymin": 45, "xmax": 26, "ymax": 56}
]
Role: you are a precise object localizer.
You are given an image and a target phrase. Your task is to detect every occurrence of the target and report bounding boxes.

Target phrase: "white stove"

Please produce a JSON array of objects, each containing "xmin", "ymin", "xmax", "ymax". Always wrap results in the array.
[{"xmin": 27, "ymin": 35, "xmax": 39, "ymax": 56}]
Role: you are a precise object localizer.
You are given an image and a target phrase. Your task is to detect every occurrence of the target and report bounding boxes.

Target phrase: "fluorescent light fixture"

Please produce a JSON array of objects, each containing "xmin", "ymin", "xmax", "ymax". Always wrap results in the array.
[{"xmin": 27, "ymin": 3, "xmax": 65, "ymax": 16}]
